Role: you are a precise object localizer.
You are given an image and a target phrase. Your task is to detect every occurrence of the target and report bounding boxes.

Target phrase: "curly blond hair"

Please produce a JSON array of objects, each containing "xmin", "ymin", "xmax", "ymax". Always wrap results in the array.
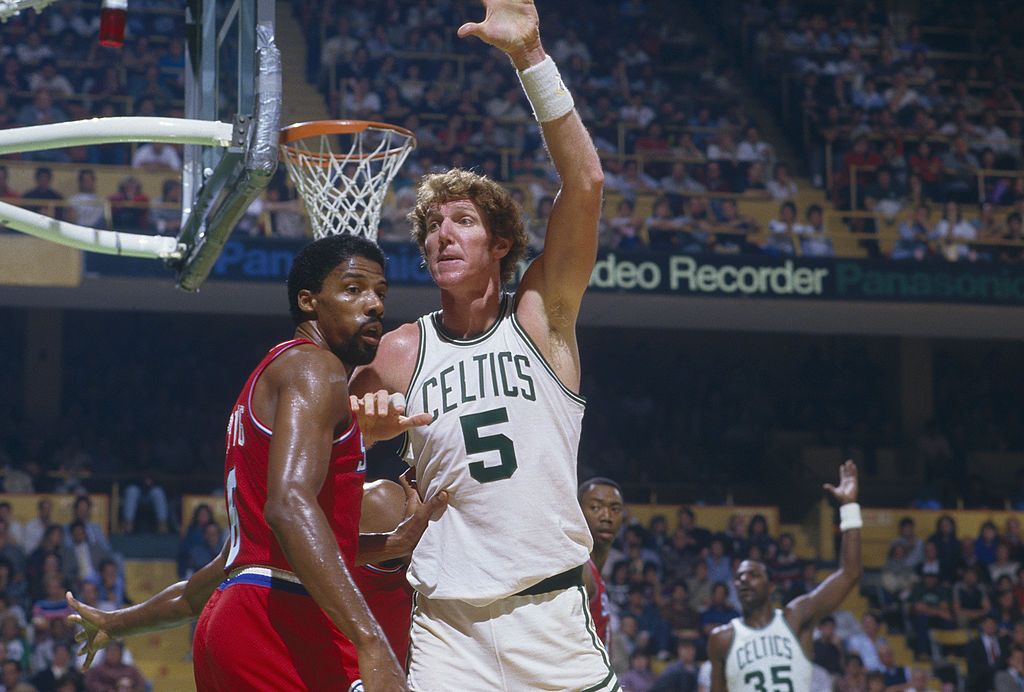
[{"xmin": 409, "ymin": 169, "xmax": 527, "ymax": 285}]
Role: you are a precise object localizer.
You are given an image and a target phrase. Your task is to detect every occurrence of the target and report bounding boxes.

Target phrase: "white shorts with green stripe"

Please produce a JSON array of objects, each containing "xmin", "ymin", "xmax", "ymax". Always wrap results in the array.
[{"xmin": 407, "ymin": 585, "xmax": 619, "ymax": 692}]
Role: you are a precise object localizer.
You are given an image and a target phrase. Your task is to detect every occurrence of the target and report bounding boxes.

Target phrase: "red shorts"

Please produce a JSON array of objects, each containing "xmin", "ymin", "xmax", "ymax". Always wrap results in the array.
[{"xmin": 193, "ymin": 579, "xmax": 360, "ymax": 691}]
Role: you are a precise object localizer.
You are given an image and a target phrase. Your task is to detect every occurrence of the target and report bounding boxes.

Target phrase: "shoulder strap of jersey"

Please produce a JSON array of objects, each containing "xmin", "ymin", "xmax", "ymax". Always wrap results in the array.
[{"xmin": 246, "ymin": 338, "xmax": 317, "ymax": 436}]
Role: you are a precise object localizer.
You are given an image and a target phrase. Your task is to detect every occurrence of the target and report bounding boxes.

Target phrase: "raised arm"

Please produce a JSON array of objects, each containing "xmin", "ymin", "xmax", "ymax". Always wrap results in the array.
[
  {"xmin": 786, "ymin": 461, "xmax": 863, "ymax": 631},
  {"xmin": 67, "ymin": 539, "xmax": 230, "ymax": 669},
  {"xmin": 459, "ymin": 0, "xmax": 603, "ymax": 323},
  {"xmin": 263, "ymin": 351, "xmax": 405, "ymax": 690}
]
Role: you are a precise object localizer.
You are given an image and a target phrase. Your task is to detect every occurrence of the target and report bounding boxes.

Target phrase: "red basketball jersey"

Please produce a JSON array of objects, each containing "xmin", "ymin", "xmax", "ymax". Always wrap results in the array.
[
  {"xmin": 588, "ymin": 559, "xmax": 611, "ymax": 646},
  {"xmin": 223, "ymin": 338, "xmax": 366, "ymax": 575},
  {"xmin": 353, "ymin": 562, "xmax": 414, "ymax": 664}
]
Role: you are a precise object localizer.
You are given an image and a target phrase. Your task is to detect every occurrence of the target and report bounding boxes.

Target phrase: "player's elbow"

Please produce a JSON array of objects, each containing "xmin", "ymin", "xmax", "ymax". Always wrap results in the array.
[
  {"xmin": 578, "ymin": 163, "xmax": 605, "ymax": 195},
  {"xmin": 263, "ymin": 490, "xmax": 312, "ymax": 535},
  {"xmin": 839, "ymin": 562, "xmax": 864, "ymax": 583}
]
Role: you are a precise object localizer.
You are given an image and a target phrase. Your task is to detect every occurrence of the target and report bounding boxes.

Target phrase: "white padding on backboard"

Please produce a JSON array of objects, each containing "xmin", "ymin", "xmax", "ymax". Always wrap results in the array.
[
  {"xmin": 0, "ymin": 117, "xmax": 235, "ymax": 156},
  {"xmin": 0, "ymin": 199, "xmax": 182, "ymax": 259}
]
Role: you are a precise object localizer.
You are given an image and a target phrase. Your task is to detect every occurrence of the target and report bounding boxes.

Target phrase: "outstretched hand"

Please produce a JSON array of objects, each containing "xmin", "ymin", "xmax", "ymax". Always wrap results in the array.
[
  {"xmin": 457, "ymin": 0, "xmax": 540, "ymax": 61},
  {"xmin": 350, "ymin": 391, "xmax": 433, "ymax": 445},
  {"xmin": 823, "ymin": 460, "xmax": 859, "ymax": 505},
  {"xmin": 391, "ymin": 469, "xmax": 448, "ymax": 554},
  {"xmin": 66, "ymin": 591, "xmax": 112, "ymax": 670}
]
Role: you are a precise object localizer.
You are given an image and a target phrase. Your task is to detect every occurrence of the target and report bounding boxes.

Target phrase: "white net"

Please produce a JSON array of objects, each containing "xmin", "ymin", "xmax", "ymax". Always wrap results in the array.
[
  {"xmin": 0, "ymin": 0, "xmax": 59, "ymax": 20},
  {"xmin": 280, "ymin": 122, "xmax": 416, "ymax": 241}
]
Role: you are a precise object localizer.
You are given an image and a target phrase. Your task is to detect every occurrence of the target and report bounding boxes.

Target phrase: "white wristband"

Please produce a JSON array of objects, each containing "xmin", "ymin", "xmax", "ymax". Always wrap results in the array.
[
  {"xmin": 839, "ymin": 502, "xmax": 862, "ymax": 532},
  {"xmin": 516, "ymin": 56, "xmax": 574, "ymax": 123}
]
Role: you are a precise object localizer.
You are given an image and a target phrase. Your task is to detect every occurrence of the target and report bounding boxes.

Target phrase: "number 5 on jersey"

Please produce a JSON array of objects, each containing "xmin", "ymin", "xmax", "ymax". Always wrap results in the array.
[{"xmin": 460, "ymin": 408, "xmax": 518, "ymax": 483}]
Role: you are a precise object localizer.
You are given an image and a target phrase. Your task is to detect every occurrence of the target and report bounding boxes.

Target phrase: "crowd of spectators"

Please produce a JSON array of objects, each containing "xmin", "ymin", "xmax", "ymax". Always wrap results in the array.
[
  {"xmin": 0, "ymin": 3, "xmax": 186, "ymax": 165},
  {"xmin": 292, "ymin": 0, "xmax": 806, "ymax": 254},
  {"xmin": 867, "ymin": 514, "xmax": 1024, "ymax": 690},
  {"xmin": 724, "ymin": 0, "xmax": 1024, "ymax": 263},
  {"xmin": 0, "ymin": 497, "xmax": 146, "ymax": 691},
  {"xmin": 5, "ymin": 0, "xmax": 1024, "ymax": 265},
  {"xmin": 599, "ymin": 507, "xmax": 1019, "ymax": 690}
]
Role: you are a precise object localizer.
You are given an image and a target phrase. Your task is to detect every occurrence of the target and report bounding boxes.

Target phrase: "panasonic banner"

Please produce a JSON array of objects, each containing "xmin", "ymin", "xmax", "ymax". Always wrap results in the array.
[{"xmin": 85, "ymin": 239, "xmax": 1024, "ymax": 307}]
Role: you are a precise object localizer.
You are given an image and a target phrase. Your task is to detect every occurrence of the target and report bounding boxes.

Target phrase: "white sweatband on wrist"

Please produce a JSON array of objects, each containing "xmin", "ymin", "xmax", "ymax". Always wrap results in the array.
[
  {"xmin": 839, "ymin": 502, "xmax": 862, "ymax": 532},
  {"xmin": 516, "ymin": 55, "xmax": 574, "ymax": 123}
]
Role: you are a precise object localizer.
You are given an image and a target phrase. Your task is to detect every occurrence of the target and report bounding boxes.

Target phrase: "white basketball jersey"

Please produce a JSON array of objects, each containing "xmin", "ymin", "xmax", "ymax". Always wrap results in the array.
[
  {"xmin": 725, "ymin": 610, "xmax": 812, "ymax": 691},
  {"xmin": 402, "ymin": 293, "xmax": 592, "ymax": 606}
]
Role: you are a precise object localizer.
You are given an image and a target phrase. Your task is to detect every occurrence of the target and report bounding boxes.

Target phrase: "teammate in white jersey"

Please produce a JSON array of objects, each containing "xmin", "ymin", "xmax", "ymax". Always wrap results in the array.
[
  {"xmin": 349, "ymin": 0, "xmax": 608, "ymax": 687},
  {"xmin": 708, "ymin": 462, "xmax": 863, "ymax": 691}
]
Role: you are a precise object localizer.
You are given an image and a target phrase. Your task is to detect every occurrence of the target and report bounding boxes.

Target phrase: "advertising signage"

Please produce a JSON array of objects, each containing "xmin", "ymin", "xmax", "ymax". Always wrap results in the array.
[{"xmin": 84, "ymin": 238, "xmax": 1024, "ymax": 307}]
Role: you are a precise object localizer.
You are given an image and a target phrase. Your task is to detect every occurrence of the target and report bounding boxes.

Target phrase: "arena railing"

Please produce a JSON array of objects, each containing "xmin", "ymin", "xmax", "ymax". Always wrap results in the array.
[{"xmin": 823, "ymin": 134, "xmax": 1024, "ymax": 198}]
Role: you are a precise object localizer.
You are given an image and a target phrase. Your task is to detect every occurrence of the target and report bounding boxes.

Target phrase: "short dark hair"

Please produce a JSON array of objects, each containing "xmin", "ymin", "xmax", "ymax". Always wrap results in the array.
[
  {"xmin": 286, "ymin": 235, "xmax": 386, "ymax": 325},
  {"xmin": 578, "ymin": 476, "xmax": 622, "ymax": 500},
  {"xmin": 820, "ymin": 615, "xmax": 836, "ymax": 627}
]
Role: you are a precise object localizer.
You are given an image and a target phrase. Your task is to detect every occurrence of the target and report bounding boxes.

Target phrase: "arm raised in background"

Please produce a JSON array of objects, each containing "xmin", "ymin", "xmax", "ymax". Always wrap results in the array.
[
  {"xmin": 785, "ymin": 461, "xmax": 863, "ymax": 631},
  {"xmin": 459, "ymin": 0, "xmax": 603, "ymax": 345}
]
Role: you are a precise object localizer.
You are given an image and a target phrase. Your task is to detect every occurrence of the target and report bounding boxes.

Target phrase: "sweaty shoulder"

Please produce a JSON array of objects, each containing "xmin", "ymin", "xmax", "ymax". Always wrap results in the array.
[
  {"xmin": 350, "ymin": 321, "xmax": 421, "ymax": 397},
  {"xmin": 708, "ymin": 622, "xmax": 736, "ymax": 658},
  {"xmin": 254, "ymin": 343, "xmax": 350, "ymax": 428}
]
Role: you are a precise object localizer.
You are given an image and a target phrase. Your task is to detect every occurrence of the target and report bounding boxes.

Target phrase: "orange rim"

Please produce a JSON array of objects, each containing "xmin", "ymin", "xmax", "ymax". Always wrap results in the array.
[
  {"xmin": 279, "ymin": 119, "xmax": 416, "ymax": 144},
  {"xmin": 279, "ymin": 120, "xmax": 416, "ymax": 166}
]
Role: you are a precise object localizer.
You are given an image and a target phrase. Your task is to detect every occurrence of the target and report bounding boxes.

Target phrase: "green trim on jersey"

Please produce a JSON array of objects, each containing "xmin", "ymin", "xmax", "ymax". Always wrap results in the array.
[
  {"xmin": 429, "ymin": 293, "xmax": 512, "ymax": 346},
  {"xmin": 577, "ymin": 585, "xmax": 618, "ymax": 692},
  {"xmin": 509, "ymin": 314, "xmax": 587, "ymax": 406},
  {"xmin": 399, "ymin": 317, "xmax": 429, "ymax": 465}
]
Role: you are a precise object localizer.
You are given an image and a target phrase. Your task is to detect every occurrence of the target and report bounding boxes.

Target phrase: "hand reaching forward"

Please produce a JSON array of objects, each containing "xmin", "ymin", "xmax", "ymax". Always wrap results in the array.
[
  {"xmin": 66, "ymin": 591, "xmax": 112, "ymax": 670},
  {"xmin": 823, "ymin": 460, "xmax": 859, "ymax": 505},
  {"xmin": 390, "ymin": 469, "xmax": 448, "ymax": 554},
  {"xmin": 350, "ymin": 391, "xmax": 433, "ymax": 445},
  {"xmin": 457, "ymin": 0, "xmax": 541, "ymax": 61}
]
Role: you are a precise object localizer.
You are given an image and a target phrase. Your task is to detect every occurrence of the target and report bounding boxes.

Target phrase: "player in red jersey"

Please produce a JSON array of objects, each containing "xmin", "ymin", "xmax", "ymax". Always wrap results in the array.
[
  {"xmin": 65, "ymin": 235, "xmax": 446, "ymax": 691},
  {"xmin": 579, "ymin": 477, "xmax": 625, "ymax": 646}
]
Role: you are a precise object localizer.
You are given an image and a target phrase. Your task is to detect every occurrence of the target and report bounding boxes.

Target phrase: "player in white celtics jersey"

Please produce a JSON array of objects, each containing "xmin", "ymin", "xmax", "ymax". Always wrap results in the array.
[
  {"xmin": 349, "ymin": 0, "xmax": 609, "ymax": 688},
  {"xmin": 707, "ymin": 462, "xmax": 863, "ymax": 691}
]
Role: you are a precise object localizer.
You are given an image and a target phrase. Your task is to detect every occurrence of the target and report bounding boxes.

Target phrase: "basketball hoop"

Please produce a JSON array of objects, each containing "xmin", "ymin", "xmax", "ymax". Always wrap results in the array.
[{"xmin": 279, "ymin": 120, "xmax": 416, "ymax": 242}]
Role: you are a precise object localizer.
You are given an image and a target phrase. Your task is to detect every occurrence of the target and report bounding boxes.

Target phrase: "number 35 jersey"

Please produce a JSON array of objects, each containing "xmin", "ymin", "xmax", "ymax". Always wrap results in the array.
[
  {"xmin": 402, "ymin": 294, "xmax": 592, "ymax": 606},
  {"xmin": 725, "ymin": 609, "xmax": 812, "ymax": 691}
]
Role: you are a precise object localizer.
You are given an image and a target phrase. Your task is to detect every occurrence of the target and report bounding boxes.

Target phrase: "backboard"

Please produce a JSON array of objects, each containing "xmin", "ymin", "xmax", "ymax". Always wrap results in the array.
[{"xmin": 176, "ymin": 0, "xmax": 280, "ymax": 290}]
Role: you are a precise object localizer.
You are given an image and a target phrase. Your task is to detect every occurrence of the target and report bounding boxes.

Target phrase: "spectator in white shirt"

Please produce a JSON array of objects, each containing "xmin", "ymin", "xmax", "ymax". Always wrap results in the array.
[
  {"xmin": 22, "ymin": 499, "xmax": 51, "ymax": 554},
  {"xmin": 320, "ymin": 17, "xmax": 359, "ymax": 70},
  {"xmin": 131, "ymin": 142, "xmax": 182, "ymax": 171},
  {"xmin": 68, "ymin": 169, "xmax": 106, "ymax": 229},
  {"xmin": 340, "ymin": 78, "xmax": 382, "ymax": 119},
  {"xmin": 660, "ymin": 161, "xmax": 706, "ymax": 196},
  {"xmin": 551, "ymin": 29, "xmax": 591, "ymax": 66},
  {"xmin": 799, "ymin": 204, "xmax": 834, "ymax": 257},
  {"xmin": 736, "ymin": 126, "xmax": 773, "ymax": 163},
  {"xmin": 934, "ymin": 200, "xmax": 977, "ymax": 261},
  {"xmin": 767, "ymin": 163, "xmax": 798, "ymax": 201},
  {"xmin": 15, "ymin": 32, "xmax": 54, "ymax": 66},
  {"xmin": 0, "ymin": 504, "xmax": 23, "ymax": 549},
  {"xmin": 765, "ymin": 201, "xmax": 799, "ymax": 255},
  {"xmin": 977, "ymin": 111, "xmax": 1011, "ymax": 154},
  {"xmin": 706, "ymin": 130, "xmax": 738, "ymax": 164},
  {"xmin": 28, "ymin": 60, "xmax": 74, "ymax": 99},
  {"xmin": 619, "ymin": 93, "xmax": 656, "ymax": 129}
]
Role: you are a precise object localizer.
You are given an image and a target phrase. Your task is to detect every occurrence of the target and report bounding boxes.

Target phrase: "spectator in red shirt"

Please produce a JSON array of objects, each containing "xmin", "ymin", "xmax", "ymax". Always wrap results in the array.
[{"xmin": 908, "ymin": 140, "xmax": 943, "ymax": 199}]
